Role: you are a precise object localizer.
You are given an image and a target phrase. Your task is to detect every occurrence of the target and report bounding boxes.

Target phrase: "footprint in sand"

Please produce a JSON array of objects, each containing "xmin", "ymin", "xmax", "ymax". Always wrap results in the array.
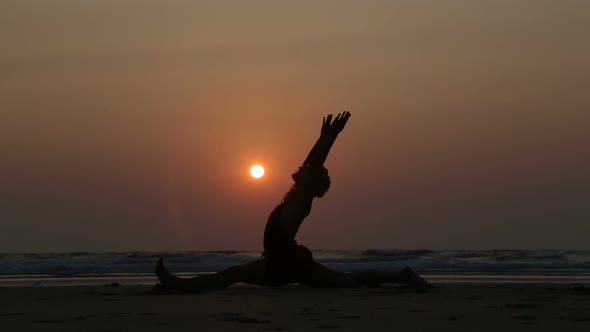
[
  {"xmin": 336, "ymin": 315, "xmax": 360, "ymax": 319},
  {"xmin": 223, "ymin": 317, "xmax": 271, "ymax": 324},
  {"xmin": 510, "ymin": 303, "xmax": 541, "ymax": 309},
  {"xmin": 316, "ymin": 325, "xmax": 340, "ymax": 329},
  {"xmin": 559, "ymin": 316, "xmax": 590, "ymax": 322},
  {"xmin": 0, "ymin": 313, "xmax": 24, "ymax": 317},
  {"xmin": 210, "ymin": 312, "xmax": 244, "ymax": 318}
]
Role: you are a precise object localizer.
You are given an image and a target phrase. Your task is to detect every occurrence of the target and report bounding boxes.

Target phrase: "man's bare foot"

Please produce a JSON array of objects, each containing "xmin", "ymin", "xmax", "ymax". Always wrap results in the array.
[{"xmin": 400, "ymin": 267, "xmax": 429, "ymax": 289}]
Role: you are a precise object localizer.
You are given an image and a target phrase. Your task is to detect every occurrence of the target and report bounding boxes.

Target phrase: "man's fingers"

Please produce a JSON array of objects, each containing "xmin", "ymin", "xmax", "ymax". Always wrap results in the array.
[
  {"xmin": 342, "ymin": 116, "xmax": 350, "ymax": 127},
  {"xmin": 342, "ymin": 112, "xmax": 351, "ymax": 127},
  {"xmin": 322, "ymin": 112, "xmax": 351, "ymax": 133},
  {"xmin": 326, "ymin": 114, "xmax": 333, "ymax": 125},
  {"xmin": 330, "ymin": 111, "xmax": 350, "ymax": 132},
  {"xmin": 340, "ymin": 111, "xmax": 350, "ymax": 122}
]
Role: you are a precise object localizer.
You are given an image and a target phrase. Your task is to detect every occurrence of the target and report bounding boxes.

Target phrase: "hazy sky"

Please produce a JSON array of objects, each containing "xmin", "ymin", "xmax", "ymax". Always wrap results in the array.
[{"xmin": 1, "ymin": 0, "xmax": 589, "ymax": 252}]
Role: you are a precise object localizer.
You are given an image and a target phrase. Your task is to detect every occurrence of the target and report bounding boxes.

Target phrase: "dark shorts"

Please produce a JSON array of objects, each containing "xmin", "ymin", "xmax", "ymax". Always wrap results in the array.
[{"xmin": 263, "ymin": 244, "xmax": 315, "ymax": 286}]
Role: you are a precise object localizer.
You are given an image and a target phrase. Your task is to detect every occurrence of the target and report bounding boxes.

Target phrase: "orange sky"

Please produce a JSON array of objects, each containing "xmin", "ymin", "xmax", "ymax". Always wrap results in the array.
[{"xmin": 1, "ymin": 0, "xmax": 589, "ymax": 252}]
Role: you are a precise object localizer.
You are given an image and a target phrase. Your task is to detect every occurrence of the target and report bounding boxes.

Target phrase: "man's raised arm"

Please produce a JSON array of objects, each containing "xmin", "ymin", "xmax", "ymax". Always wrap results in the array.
[{"xmin": 302, "ymin": 111, "xmax": 351, "ymax": 167}]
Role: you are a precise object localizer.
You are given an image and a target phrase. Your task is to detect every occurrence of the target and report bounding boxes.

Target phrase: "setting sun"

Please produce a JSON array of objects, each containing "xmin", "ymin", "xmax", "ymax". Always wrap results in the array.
[{"xmin": 250, "ymin": 164, "xmax": 265, "ymax": 179}]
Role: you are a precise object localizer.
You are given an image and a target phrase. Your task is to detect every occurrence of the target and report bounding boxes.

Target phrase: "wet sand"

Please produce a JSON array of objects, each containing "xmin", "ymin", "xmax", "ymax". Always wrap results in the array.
[{"xmin": 1, "ymin": 283, "xmax": 589, "ymax": 331}]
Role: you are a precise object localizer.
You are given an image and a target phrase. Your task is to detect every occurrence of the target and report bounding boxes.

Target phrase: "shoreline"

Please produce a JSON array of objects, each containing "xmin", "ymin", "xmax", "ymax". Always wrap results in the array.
[
  {"xmin": 3, "ymin": 273, "xmax": 590, "ymax": 287},
  {"xmin": 1, "ymin": 283, "xmax": 589, "ymax": 331}
]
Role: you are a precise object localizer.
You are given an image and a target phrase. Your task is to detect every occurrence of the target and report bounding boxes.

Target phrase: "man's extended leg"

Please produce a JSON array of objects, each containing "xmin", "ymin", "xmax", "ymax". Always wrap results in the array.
[
  {"xmin": 302, "ymin": 262, "xmax": 428, "ymax": 288},
  {"xmin": 156, "ymin": 258, "xmax": 270, "ymax": 292}
]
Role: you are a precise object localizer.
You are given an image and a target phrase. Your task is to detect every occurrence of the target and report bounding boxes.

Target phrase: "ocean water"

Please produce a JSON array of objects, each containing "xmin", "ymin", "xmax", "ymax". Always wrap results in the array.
[{"xmin": 1, "ymin": 250, "xmax": 590, "ymax": 286}]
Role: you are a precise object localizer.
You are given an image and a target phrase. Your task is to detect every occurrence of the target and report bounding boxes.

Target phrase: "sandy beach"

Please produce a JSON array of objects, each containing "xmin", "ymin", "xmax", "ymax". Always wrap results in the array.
[{"xmin": 1, "ymin": 283, "xmax": 589, "ymax": 331}]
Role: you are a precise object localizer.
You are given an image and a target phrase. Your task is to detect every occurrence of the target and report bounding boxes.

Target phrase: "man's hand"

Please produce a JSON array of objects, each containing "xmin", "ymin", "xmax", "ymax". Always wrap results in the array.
[
  {"xmin": 321, "ymin": 111, "xmax": 351, "ymax": 137},
  {"xmin": 321, "ymin": 114, "xmax": 333, "ymax": 136},
  {"xmin": 303, "ymin": 111, "xmax": 352, "ymax": 167}
]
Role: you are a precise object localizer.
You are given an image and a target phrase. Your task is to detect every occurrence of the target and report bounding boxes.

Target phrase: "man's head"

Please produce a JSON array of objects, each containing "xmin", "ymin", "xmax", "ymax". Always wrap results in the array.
[{"xmin": 291, "ymin": 165, "xmax": 331, "ymax": 197}]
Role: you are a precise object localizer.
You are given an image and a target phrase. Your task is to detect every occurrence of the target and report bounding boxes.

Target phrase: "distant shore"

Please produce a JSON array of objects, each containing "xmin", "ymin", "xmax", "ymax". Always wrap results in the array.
[{"xmin": 1, "ymin": 283, "xmax": 589, "ymax": 331}]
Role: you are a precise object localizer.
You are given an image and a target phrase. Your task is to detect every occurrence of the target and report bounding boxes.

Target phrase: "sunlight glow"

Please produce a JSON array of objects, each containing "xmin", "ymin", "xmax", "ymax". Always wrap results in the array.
[{"xmin": 250, "ymin": 164, "xmax": 265, "ymax": 178}]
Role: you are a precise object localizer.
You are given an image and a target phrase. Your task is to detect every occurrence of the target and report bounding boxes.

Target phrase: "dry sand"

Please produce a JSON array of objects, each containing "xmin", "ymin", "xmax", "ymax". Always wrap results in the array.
[{"xmin": 1, "ymin": 283, "xmax": 589, "ymax": 331}]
